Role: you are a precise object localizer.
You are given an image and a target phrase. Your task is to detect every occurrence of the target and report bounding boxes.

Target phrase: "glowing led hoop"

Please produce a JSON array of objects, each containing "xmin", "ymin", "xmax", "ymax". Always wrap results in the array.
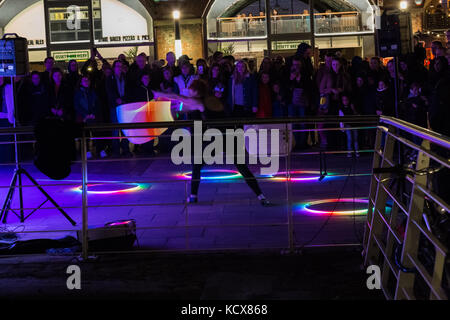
[
  {"xmin": 269, "ymin": 170, "xmax": 325, "ymax": 182},
  {"xmin": 180, "ymin": 169, "xmax": 242, "ymax": 180},
  {"xmin": 302, "ymin": 198, "xmax": 370, "ymax": 216},
  {"xmin": 74, "ymin": 183, "xmax": 143, "ymax": 194}
]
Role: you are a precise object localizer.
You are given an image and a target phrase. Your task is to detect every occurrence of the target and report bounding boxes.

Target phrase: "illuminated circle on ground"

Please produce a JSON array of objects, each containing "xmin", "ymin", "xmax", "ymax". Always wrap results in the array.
[
  {"xmin": 268, "ymin": 170, "xmax": 327, "ymax": 182},
  {"xmin": 75, "ymin": 183, "xmax": 143, "ymax": 194},
  {"xmin": 300, "ymin": 198, "xmax": 370, "ymax": 216},
  {"xmin": 180, "ymin": 169, "xmax": 242, "ymax": 180}
]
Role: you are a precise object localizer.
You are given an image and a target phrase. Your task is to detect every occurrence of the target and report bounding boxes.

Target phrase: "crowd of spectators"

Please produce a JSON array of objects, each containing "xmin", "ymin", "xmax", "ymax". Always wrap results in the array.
[{"xmin": 1, "ymin": 39, "xmax": 449, "ymax": 159}]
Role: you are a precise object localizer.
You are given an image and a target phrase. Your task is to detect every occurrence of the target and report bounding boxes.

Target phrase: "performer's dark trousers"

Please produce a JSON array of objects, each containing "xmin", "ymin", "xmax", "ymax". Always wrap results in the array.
[
  {"xmin": 190, "ymin": 128, "xmax": 262, "ymax": 197},
  {"xmin": 191, "ymin": 162, "xmax": 262, "ymax": 196}
]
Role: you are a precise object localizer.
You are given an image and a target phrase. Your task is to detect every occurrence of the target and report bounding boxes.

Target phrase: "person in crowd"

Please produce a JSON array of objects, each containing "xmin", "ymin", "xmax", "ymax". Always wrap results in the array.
[
  {"xmin": 387, "ymin": 59, "xmax": 408, "ymax": 102},
  {"xmin": 208, "ymin": 63, "xmax": 225, "ymax": 95},
  {"xmin": 165, "ymin": 52, "xmax": 180, "ymax": 78},
  {"xmin": 127, "ymin": 72, "xmax": 156, "ymax": 155},
  {"xmin": 248, "ymin": 59, "xmax": 257, "ymax": 75},
  {"xmin": 430, "ymin": 41, "xmax": 444, "ymax": 68},
  {"xmin": 0, "ymin": 77, "xmax": 15, "ymax": 163},
  {"xmin": 196, "ymin": 59, "xmax": 209, "ymax": 81},
  {"xmin": 338, "ymin": 93, "xmax": 359, "ymax": 158},
  {"xmin": 375, "ymin": 77, "xmax": 395, "ymax": 117},
  {"xmin": 226, "ymin": 60, "xmax": 258, "ymax": 118},
  {"xmin": 287, "ymin": 58, "xmax": 311, "ymax": 149},
  {"xmin": 118, "ymin": 54, "xmax": 127, "ymax": 63},
  {"xmin": 128, "ymin": 72, "xmax": 154, "ymax": 103},
  {"xmin": 48, "ymin": 68, "xmax": 74, "ymax": 121},
  {"xmin": 256, "ymin": 72, "xmax": 272, "ymax": 118},
  {"xmin": 160, "ymin": 67, "xmax": 179, "ymax": 94},
  {"xmin": 106, "ymin": 60, "xmax": 131, "ymax": 157},
  {"xmin": 368, "ymin": 57, "xmax": 386, "ymax": 85},
  {"xmin": 208, "ymin": 82, "xmax": 227, "ymax": 113},
  {"xmin": 66, "ymin": 59, "xmax": 80, "ymax": 91},
  {"xmin": 74, "ymin": 75, "xmax": 107, "ymax": 159},
  {"xmin": 174, "ymin": 60, "xmax": 198, "ymax": 97},
  {"xmin": 128, "ymin": 53, "xmax": 152, "ymax": 87},
  {"xmin": 272, "ymin": 81, "xmax": 287, "ymax": 118},
  {"xmin": 272, "ymin": 55, "xmax": 285, "ymax": 80},
  {"xmin": 404, "ymin": 82, "xmax": 429, "ymax": 129},
  {"xmin": 320, "ymin": 57, "xmax": 352, "ymax": 113},
  {"xmin": 429, "ymin": 56, "xmax": 450, "ymax": 137},
  {"xmin": 354, "ymin": 74, "xmax": 377, "ymax": 149},
  {"xmin": 211, "ymin": 51, "xmax": 224, "ymax": 65},
  {"xmin": 315, "ymin": 52, "xmax": 334, "ymax": 90},
  {"xmin": 25, "ymin": 71, "xmax": 50, "ymax": 125},
  {"xmin": 121, "ymin": 60, "xmax": 130, "ymax": 78},
  {"xmin": 349, "ymin": 56, "xmax": 364, "ymax": 82},
  {"xmin": 220, "ymin": 56, "xmax": 235, "ymax": 80},
  {"xmin": 319, "ymin": 57, "xmax": 352, "ymax": 147},
  {"xmin": 40, "ymin": 57, "xmax": 55, "ymax": 88},
  {"xmin": 295, "ymin": 43, "xmax": 314, "ymax": 83},
  {"xmin": 258, "ymin": 57, "xmax": 272, "ymax": 78}
]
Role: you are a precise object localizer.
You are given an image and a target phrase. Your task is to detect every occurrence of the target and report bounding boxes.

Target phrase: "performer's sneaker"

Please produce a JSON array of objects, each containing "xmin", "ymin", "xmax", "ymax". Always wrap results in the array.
[
  {"xmin": 187, "ymin": 195, "xmax": 198, "ymax": 204},
  {"xmin": 258, "ymin": 194, "xmax": 271, "ymax": 207}
]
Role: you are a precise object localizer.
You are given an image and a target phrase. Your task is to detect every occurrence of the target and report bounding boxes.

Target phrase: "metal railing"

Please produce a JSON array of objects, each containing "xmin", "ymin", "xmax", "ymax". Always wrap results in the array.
[
  {"xmin": 2, "ymin": 114, "xmax": 449, "ymax": 301},
  {"xmin": 0, "ymin": 116, "xmax": 377, "ymax": 256},
  {"xmin": 211, "ymin": 11, "xmax": 365, "ymax": 39},
  {"xmin": 363, "ymin": 117, "xmax": 450, "ymax": 300},
  {"xmin": 425, "ymin": 13, "xmax": 449, "ymax": 31}
]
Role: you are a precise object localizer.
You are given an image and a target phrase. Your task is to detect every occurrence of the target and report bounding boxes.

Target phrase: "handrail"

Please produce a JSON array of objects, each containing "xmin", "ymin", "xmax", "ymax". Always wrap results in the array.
[
  {"xmin": 379, "ymin": 116, "xmax": 450, "ymax": 150},
  {"xmin": 0, "ymin": 115, "xmax": 379, "ymax": 135},
  {"xmin": 217, "ymin": 11, "xmax": 359, "ymax": 21},
  {"xmin": 2, "ymin": 116, "xmax": 449, "ymax": 151}
]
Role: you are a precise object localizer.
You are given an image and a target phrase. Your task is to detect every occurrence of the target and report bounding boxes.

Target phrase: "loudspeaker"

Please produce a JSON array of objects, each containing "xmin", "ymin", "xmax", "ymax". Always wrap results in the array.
[
  {"xmin": 77, "ymin": 219, "xmax": 137, "ymax": 251},
  {"xmin": 377, "ymin": 12, "xmax": 402, "ymax": 58},
  {"xmin": 0, "ymin": 34, "xmax": 29, "ymax": 77}
]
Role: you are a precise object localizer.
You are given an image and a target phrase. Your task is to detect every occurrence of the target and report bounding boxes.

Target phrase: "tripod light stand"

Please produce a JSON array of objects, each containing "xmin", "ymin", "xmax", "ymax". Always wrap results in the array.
[{"xmin": 0, "ymin": 75, "xmax": 76, "ymax": 226}]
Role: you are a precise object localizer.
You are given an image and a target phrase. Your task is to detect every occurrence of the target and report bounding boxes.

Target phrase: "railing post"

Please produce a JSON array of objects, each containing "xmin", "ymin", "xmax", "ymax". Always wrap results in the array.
[
  {"xmin": 185, "ymin": 180, "xmax": 189, "ymax": 250},
  {"xmin": 364, "ymin": 125, "xmax": 395, "ymax": 268},
  {"xmin": 285, "ymin": 123, "xmax": 294, "ymax": 252},
  {"xmin": 81, "ymin": 129, "xmax": 89, "ymax": 260},
  {"xmin": 395, "ymin": 140, "xmax": 431, "ymax": 299}
]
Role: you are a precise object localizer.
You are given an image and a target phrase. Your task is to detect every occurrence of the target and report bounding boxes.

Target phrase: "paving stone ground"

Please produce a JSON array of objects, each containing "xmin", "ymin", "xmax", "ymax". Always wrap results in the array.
[
  {"xmin": 0, "ymin": 151, "xmax": 383, "ymax": 299},
  {"xmin": 0, "ymin": 247, "xmax": 384, "ymax": 300}
]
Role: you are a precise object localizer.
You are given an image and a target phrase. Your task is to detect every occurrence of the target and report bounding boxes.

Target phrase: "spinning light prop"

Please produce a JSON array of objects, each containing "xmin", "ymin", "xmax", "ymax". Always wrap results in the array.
[{"xmin": 116, "ymin": 101, "xmax": 174, "ymax": 145}]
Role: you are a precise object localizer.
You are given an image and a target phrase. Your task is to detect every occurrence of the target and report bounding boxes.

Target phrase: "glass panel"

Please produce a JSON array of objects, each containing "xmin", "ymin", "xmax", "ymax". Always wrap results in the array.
[
  {"xmin": 93, "ymin": 0, "xmax": 152, "ymax": 45},
  {"xmin": 208, "ymin": 0, "xmax": 268, "ymax": 39},
  {"xmin": 270, "ymin": 0, "xmax": 311, "ymax": 34},
  {"xmin": 47, "ymin": 4, "xmax": 92, "ymax": 44},
  {"xmin": 216, "ymin": 16, "xmax": 267, "ymax": 39},
  {"xmin": 314, "ymin": 11, "xmax": 361, "ymax": 35}
]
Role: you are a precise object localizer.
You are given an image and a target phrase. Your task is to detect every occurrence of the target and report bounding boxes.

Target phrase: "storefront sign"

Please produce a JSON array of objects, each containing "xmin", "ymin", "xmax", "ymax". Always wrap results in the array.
[
  {"xmin": 52, "ymin": 50, "xmax": 90, "ymax": 61},
  {"xmin": 96, "ymin": 35, "xmax": 151, "ymax": 43}
]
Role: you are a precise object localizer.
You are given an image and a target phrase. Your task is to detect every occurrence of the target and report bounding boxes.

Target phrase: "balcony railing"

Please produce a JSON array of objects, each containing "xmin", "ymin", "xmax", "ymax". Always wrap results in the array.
[
  {"xmin": 209, "ymin": 11, "xmax": 368, "ymax": 40},
  {"xmin": 425, "ymin": 13, "xmax": 449, "ymax": 31}
]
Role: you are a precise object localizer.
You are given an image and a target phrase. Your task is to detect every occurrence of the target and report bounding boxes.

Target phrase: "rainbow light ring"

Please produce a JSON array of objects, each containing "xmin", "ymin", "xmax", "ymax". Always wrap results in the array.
[
  {"xmin": 179, "ymin": 169, "xmax": 242, "ymax": 180},
  {"xmin": 268, "ymin": 170, "xmax": 326, "ymax": 182},
  {"xmin": 301, "ymin": 198, "xmax": 370, "ymax": 216},
  {"xmin": 74, "ymin": 183, "xmax": 143, "ymax": 195}
]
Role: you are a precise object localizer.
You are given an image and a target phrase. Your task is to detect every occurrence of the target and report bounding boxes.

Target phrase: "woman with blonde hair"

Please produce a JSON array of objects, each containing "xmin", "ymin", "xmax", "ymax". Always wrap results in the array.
[{"xmin": 226, "ymin": 60, "xmax": 258, "ymax": 118}]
